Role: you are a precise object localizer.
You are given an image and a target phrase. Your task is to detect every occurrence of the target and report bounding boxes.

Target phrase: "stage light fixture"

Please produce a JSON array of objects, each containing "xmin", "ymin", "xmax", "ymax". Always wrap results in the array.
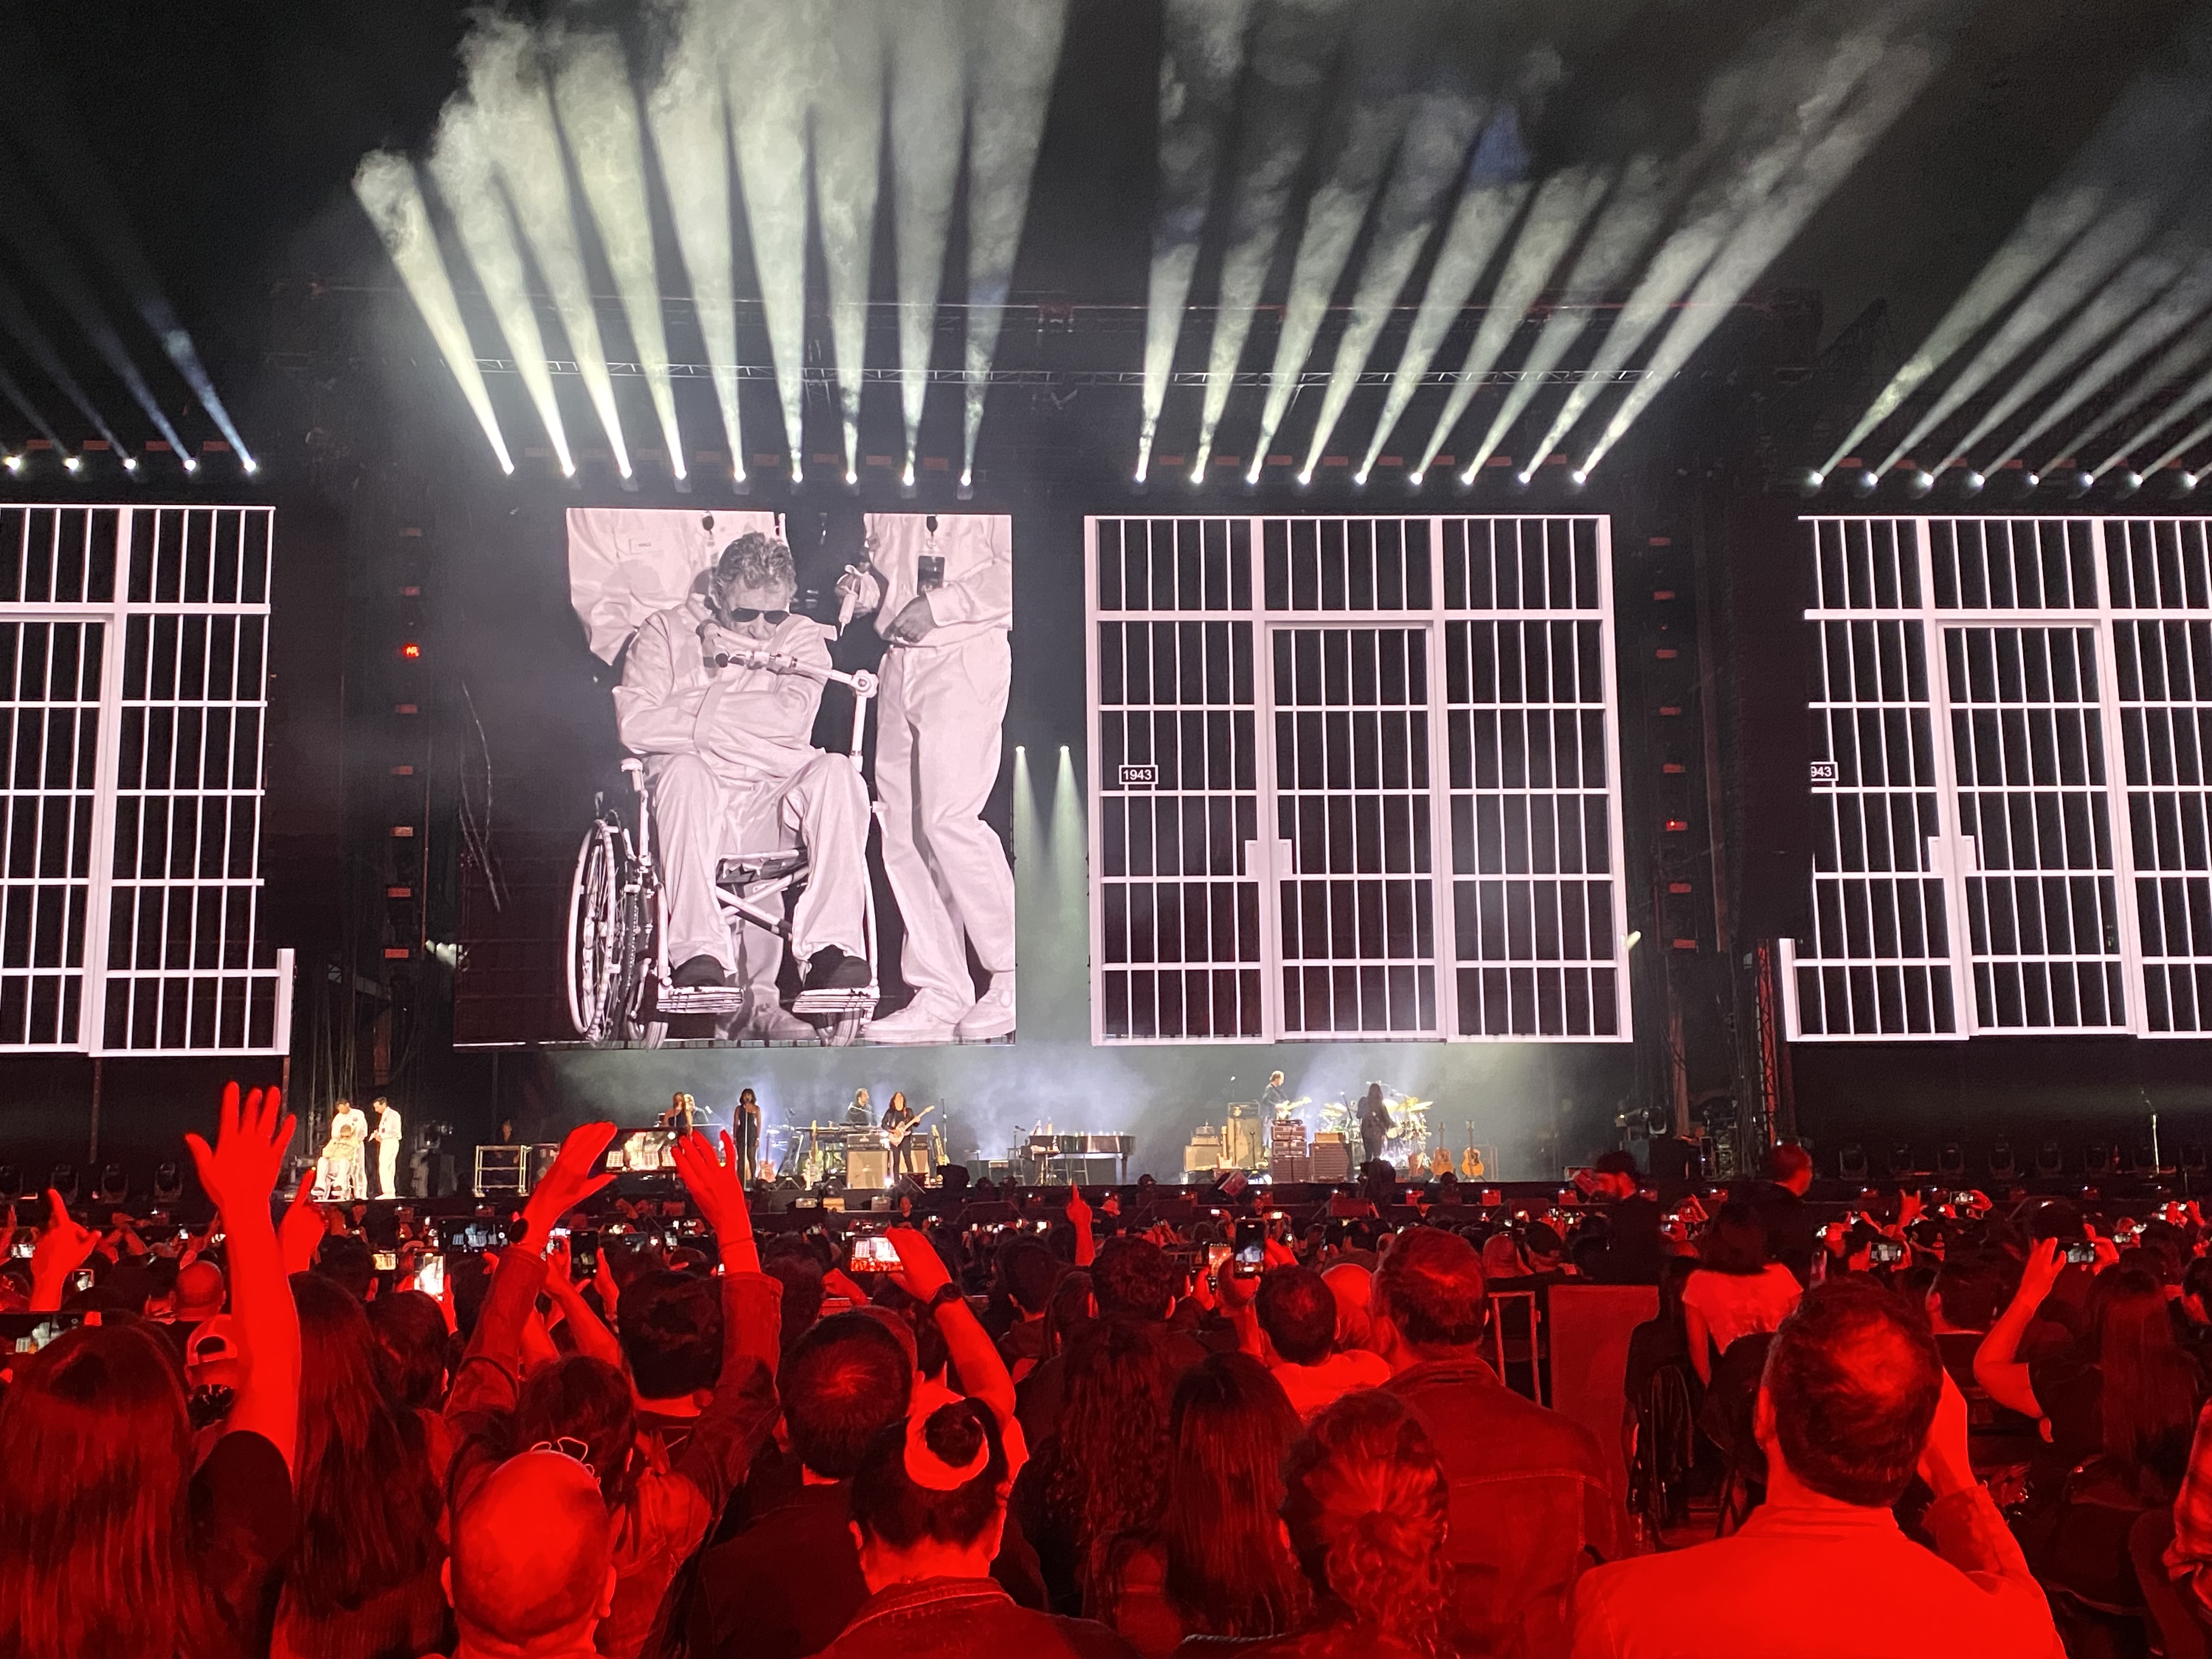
[
  {"xmin": 61, "ymin": 454, "xmax": 79, "ymax": 474},
  {"xmin": 1245, "ymin": 459, "xmax": 1263, "ymax": 487},
  {"xmin": 2, "ymin": 454, "xmax": 19, "ymax": 474},
  {"xmin": 1857, "ymin": 470, "xmax": 1878, "ymax": 492},
  {"xmin": 1962, "ymin": 471, "xmax": 1985, "ymax": 494},
  {"xmin": 2119, "ymin": 470, "xmax": 2142, "ymax": 494},
  {"xmin": 1569, "ymin": 469, "xmax": 1588, "ymax": 487},
  {"xmin": 790, "ymin": 460, "xmax": 804, "ymax": 484},
  {"xmin": 1805, "ymin": 470, "xmax": 1825, "ymax": 488},
  {"xmin": 242, "ymin": 456, "xmax": 259, "ymax": 476},
  {"xmin": 1408, "ymin": 469, "xmax": 1424, "ymax": 488},
  {"xmin": 1515, "ymin": 470, "xmax": 1532, "ymax": 486},
  {"xmin": 902, "ymin": 462, "xmax": 916, "ymax": 488},
  {"xmin": 151, "ymin": 1161, "xmax": 183, "ymax": 1203},
  {"xmin": 1296, "ymin": 467, "xmax": 1314, "ymax": 488},
  {"xmin": 182, "ymin": 455, "xmax": 199, "ymax": 475},
  {"xmin": 1189, "ymin": 461, "xmax": 1205, "ymax": 487},
  {"xmin": 121, "ymin": 454, "xmax": 138, "ymax": 473},
  {"xmin": 2078, "ymin": 470, "xmax": 2096, "ymax": 491},
  {"xmin": 2024, "ymin": 472, "xmax": 2040, "ymax": 487},
  {"xmin": 845, "ymin": 469, "xmax": 858, "ymax": 487},
  {"xmin": 2183, "ymin": 473, "xmax": 2200, "ymax": 492},
  {"xmin": 1906, "ymin": 470, "xmax": 1934, "ymax": 496}
]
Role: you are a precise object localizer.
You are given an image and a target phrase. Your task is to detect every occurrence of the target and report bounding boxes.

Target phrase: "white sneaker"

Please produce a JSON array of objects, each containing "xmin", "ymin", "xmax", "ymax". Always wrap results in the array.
[
  {"xmin": 866, "ymin": 997, "xmax": 962, "ymax": 1045},
  {"xmin": 954, "ymin": 979, "xmax": 1016, "ymax": 1041}
]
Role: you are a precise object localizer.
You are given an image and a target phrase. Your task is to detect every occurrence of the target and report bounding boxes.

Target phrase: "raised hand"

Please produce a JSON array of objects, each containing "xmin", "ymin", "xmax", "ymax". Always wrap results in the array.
[
  {"xmin": 183, "ymin": 1082, "xmax": 295, "ymax": 1221},
  {"xmin": 670, "ymin": 1128, "xmax": 752, "ymax": 1244},
  {"xmin": 1064, "ymin": 1183, "xmax": 1091, "ymax": 1229},
  {"xmin": 884, "ymin": 1225, "xmax": 953, "ymax": 1303},
  {"xmin": 30, "ymin": 1188, "xmax": 99, "ymax": 1304},
  {"xmin": 518, "ymin": 1121, "xmax": 618, "ymax": 1244}
]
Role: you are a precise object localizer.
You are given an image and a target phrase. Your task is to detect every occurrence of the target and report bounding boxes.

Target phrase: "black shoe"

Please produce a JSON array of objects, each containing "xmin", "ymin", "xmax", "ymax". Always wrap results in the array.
[
  {"xmin": 672, "ymin": 954, "xmax": 730, "ymax": 989},
  {"xmin": 804, "ymin": 946, "xmax": 872, "ymax": 990}
]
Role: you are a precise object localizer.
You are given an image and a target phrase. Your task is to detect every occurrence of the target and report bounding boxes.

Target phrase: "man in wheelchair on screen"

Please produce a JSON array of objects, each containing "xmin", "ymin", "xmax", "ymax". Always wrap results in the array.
[{"xmin": 613, "ymin": 531, "xmax": 871, "ymax": 1038}]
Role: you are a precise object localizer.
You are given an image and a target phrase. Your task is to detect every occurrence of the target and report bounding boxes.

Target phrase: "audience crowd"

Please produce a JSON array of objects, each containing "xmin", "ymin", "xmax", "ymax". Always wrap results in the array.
[{"xmin": 24, "ymin": 1100, "xmax": 2212, "ymax": 1657}]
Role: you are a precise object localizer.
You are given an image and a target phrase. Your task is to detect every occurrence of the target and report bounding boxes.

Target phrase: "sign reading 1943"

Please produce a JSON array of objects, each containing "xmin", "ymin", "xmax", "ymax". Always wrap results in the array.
[
  {"xmin": 1809, "ymin": 760, "xmax": 1839, "ymax": 784},
  {"xmin": 1119, "ymin": 764, "xmax": 1159, "ymax": 787}
]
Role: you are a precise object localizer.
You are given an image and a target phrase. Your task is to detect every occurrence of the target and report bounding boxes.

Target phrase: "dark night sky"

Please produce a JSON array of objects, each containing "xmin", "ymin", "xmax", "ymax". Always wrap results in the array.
[{"xmin": 4, "ymin": 0, "xmax": 2202, "ymax": 423}]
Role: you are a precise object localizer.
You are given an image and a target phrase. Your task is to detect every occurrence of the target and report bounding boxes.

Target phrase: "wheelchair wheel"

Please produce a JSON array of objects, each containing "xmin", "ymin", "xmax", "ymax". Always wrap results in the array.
[
  {"xmin": 566, "ymin": 819, "xmax": 631, "ymax": 1044},
  {"xmin": 624, "ymin": 880, "xmax": 669, "ymax": 1048}
]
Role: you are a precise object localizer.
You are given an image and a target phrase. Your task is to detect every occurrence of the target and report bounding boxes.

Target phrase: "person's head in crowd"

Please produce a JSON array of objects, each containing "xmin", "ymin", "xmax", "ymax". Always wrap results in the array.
[
  {"xmin": 1047, "ymin": 1266, "xmax": 1094, "ymax": 1358},
  {"xmin": 448, "ymin": 1252, "xmax": 493, "ymax": 1342},
  {"xmin": 1589, "ymin": 1150, "xmax": 1642, "ymax": 1203},
  {"xmin": 1374, "ymin": 1226, "xmax": 1487, "ymax": 1367},
  {"xmin": 782, "ymin": 1313, "xmax": 915, "ymax": 1481},
  {"xmin": 1926, "ymin": 1256, "xmax": 2002, "ymax": 1335},
  {"xmin": 1768, "ymin": 1142, "xmax": 1814, "ymax": 1197},
  {"xmin": 2089, "ymin": 1263, "xmax": 2198, "ymax": 1493},
  {"xmin": 1522, "ymin": 1221, "xmax": 1567, "ymax": 1273},
  {"xmin": 1480, "ymin": 1231, "xmax": 1525, "ymax": 1280},
  {"xmin": 312, "ymin": 1233, "xmax": 374, "ymax": 1301},
  {"xmin": 1256, "ymin": 1265, "xmax": 1339, "ymax": 1367},
  {"xmin": 173, "ymin": 1259, "xmax": 226, "ymax": 1323},
  {"xmin": 1280, "ymin": 1390, "xmax": 1451, "ymax": 1651},
  {"xmin": 0, "ymin": 1323, "xmax": 234, "ymax": 1659},
  {"xmin": 366, "ymin": 1288, "xmax": 449, "ymax": 1412},
  {"xmin": 1323, "ymin": 1263, "xmax": 1375, "ymax": 1353},
  {"xmin": 286, "ymin": 1273, "xmax": 443, "ymax": 1623},
  {"xmin": 447, "ymin": 1451, "xmax": 616, "ymax": 1659},
  {"xmin": 1757, "ymin": 1277, "xmax": 1941, "ymax": 1508},
  {"xmin": 618, "ymin": 1269, "xmax": 723, "ymax": 1407},
  {"xmin": 103, "ymin": 1261, "xmax": 157, "ymax": 1317},
  {"xmin": 1698, "ymin": 1203, "xmax": 1774, "ymax": 1276},
  {"xmin": 1146, "ymin": 1353, "xmax": 1307, "ymax": 1638},
  {"xmin": 762, "ymin": 1238, "xmax": 828, "ymax": 1341},
  {"xmin": 602, "ymin": 1235, "xmax": 663, "ymax": 1294},
  {"xmin": 186, "ymin": 1314, "xmax": 244, "ymax": 1396},
  {"xmin": 2180, "ymin": 1254, "xmax": 2212, "ymax": 1329},
  {"xmin": 1005, "ymin": 1242, "xmax": 1060, "ymax": 1319},
  {"xmin": 1572, "ymin": 1231, "xmax": 1612, "ymax": 1279},
  {"xmin": 848, "ymin": 1398, "xmax": 1011, "ymax": 1593},
  {"xmin": 1092, "ymin": 1234, "xmax": 1177, "ymax": 1322},
  {"xmin": 512, "ymin": 1356, "xmax": 641, "ymax": 1510},
  {"xmin": 2133, "ymin": 1219, "xmax": 2186, "ymax": 1286},
  {"xmin": 1042, "ymin": 1317, "xmax": 1173, "ymax": 1583}
]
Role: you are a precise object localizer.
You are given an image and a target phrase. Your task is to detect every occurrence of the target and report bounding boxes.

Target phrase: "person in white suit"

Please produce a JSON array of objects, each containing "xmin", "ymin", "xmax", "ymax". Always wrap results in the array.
[
  {"xmin": 616, "ymin": 532, "xmax": 872, "ymax": 1039},
  {"xmin": 371, "ymin": 1097, "xmax": 403, "ymax": 1200},
  {"xmin": 839, "ymin": 515, "xmax": 1016, "ymax": 1043}
]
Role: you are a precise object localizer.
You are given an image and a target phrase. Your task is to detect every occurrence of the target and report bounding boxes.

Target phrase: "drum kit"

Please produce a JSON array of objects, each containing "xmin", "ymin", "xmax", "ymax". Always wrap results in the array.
[{"xmin": 1312, "ymin": 1086, "xmax": 1436, "ymax": 1166}]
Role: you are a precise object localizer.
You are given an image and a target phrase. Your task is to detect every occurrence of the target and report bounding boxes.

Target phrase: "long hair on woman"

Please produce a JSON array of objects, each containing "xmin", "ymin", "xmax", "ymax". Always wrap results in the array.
[
  {"xmin": 1159, "ymin": 1354, "xmax": 1308, "ymax": 1637},
  {"xmin": 1696, "ymin": 1204, "xmax": 1773, "ymax": 1276},
  {"xmin": 2091, "ymin": 1265, "xmax": 2199, "ymax": 1496},
  {"xmin": 512, "ymin": 1354, "xmax": 643, "ymax": 1515},
  {"xmin": 284, "ymin": 1274, "xmax": 443, "ymax": 1623},
  {"xmin": 1281, "ymin": 1390, "xmax": 1452, "ymax": 1656},
  {"xmin": 1045, "ymin": 1267, "xmax": 1094, "ymax": 1359},
  {"xmin": 0, "ymin": 1324, "xmax": 235, "ymax": 1659},
  {"xmin": 1041, "ymin": 1317, "xmax": 1173, "ymax": 1594}
]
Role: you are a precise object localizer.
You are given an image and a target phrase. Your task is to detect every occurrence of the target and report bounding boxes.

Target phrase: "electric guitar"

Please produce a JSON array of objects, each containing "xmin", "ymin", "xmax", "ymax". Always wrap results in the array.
[{"xmin": 884, "ymin": 1103, "xmax": 940, "ymax": 1147}]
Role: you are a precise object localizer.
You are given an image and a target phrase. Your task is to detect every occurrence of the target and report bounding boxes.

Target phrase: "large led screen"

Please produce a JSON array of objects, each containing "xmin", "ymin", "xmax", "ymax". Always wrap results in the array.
[{"xmin": 554, "ymin": 507, "xmax": 1015, "ymax": 1048}]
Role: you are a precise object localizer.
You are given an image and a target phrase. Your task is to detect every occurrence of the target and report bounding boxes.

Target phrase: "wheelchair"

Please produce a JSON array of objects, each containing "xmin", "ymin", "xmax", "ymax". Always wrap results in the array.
[{"xmin": 565, "ymin": 642, "xmax": 881, "ymax": 1048}]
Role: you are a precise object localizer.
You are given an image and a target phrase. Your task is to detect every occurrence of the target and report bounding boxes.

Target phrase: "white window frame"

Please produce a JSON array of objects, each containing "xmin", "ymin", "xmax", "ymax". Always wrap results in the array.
[
  {"xmin": 1084, "ymin": 514, "xmax": 1630, "ymax": 1046},
  {"xmin": 1786, "ymin": 514, "xmax": 2212, "ymax": 1041},
  {"xmin": 0, "ymin": 504, "xmax": 292, "ymax": 1055}
]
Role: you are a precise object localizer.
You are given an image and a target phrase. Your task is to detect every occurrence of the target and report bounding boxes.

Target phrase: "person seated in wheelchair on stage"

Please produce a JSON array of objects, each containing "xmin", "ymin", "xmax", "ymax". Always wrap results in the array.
[{"xmin": 614, "ymin": 531, "xmax": 872, "ymax": 1038}]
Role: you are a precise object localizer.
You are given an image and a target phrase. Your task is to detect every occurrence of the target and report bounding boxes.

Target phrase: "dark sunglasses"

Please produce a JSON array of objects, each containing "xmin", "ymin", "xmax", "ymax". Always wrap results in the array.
[{"xmin": 725, "ymin": 607, "xmax": 789, "ymax": 623}]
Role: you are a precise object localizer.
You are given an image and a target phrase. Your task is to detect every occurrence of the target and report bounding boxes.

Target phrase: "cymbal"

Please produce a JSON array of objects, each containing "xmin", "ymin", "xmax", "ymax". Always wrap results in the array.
[{"xmin": 1398, "ymin": 1098, "xmax": 1432, "ymax": 1110}]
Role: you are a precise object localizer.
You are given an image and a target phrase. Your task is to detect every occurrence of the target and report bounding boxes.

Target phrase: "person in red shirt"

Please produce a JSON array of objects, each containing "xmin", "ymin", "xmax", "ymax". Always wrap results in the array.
[{"xmin": 1568, "ymin": 1277, "xmax": 2064, "ymax": 1658}]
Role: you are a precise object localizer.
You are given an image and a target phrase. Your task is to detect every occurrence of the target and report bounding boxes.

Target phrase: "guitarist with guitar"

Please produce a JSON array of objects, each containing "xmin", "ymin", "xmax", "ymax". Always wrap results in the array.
[{"xmin": 882, "ymin": 1090, "xmax": 938, "ymax": 1182}]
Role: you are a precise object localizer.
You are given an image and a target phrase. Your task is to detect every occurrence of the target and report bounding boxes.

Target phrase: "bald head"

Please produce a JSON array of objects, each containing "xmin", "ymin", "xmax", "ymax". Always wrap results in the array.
[
  {"xmin": 174, "ymin": 1260, "xmax": 225, "ymax": 1320},
  {"xmin": 449, "ymin": 1453, "xmax": 613, "ymax": 1645}
]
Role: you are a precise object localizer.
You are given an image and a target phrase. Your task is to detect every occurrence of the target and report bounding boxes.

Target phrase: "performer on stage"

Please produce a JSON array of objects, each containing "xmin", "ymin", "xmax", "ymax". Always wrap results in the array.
[
  {"xmin": 1261, "ymin": 1071, "xmax": 1289, "ymax": 1115},
  {"xmin": 370, "ymin": 1097, "xmax": 403, "ymax": 1200},
  {"xmin": 882, "ymin": 1090, "xmax": 925, "ymax": 1181},
  {"xmin": 845, "ymin": 1087, "xmax": 874, "ymax": 1128},
  {"xmin": 319, "ymin": 1098, "xmax": 369, "ymax": 1201},
  {"xmin": 736, "ymin": 1086, "xmax": 761, "ymax": 1185},
  {"xmin": 1357, "ymin": 1082, "xmax": 1392, "ymax": 1169},
  {"xmin": 658, "ymin": 1092, "xmax": 712, "ymax": 1135}
]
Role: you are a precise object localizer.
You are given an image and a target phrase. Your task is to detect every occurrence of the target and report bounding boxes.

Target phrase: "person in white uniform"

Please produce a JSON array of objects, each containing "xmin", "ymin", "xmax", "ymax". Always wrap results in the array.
[
  {"xmin": 616, "ymin": 532, "xmax": 872, "ymax": 1038},
  {"xmin": 371, "ymin": 1096, "xmax": 403, "ymax": 1200},
  {"xmin": 839, "ymin": 515, "xmax": 1016, "ymax": 1043},
  {"xmin": 319, "ymin": 1098, "xmax": 369, "ymax": 1202}
]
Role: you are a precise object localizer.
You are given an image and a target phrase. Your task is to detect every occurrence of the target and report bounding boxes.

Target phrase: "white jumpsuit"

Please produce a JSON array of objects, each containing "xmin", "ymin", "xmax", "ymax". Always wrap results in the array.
[
  {"xmin": 373, "ymin": 1104, "xmax": 402, "ymax": 1199},
  {"xmin": 864, "ymin": 516, "xmax": 1016, "ymax": 1018},
  {"xmin": 614, "ymin": 598, "xmax": 870, "ymax": 1003}
]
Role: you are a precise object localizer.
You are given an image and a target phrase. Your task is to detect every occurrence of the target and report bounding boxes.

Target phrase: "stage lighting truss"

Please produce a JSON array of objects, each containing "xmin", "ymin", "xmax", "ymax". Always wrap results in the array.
[
  {"xmin": 1084, "ymin": 514, "xmax": 1630, "ymax": 1043},
  {"xmin": 0, "ymin": 505, "xmax": 294, "ymax": 1054},
  {"xmin": 1790, "ymin": 513, "xmax": 2212, "ymax": 1040}
]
